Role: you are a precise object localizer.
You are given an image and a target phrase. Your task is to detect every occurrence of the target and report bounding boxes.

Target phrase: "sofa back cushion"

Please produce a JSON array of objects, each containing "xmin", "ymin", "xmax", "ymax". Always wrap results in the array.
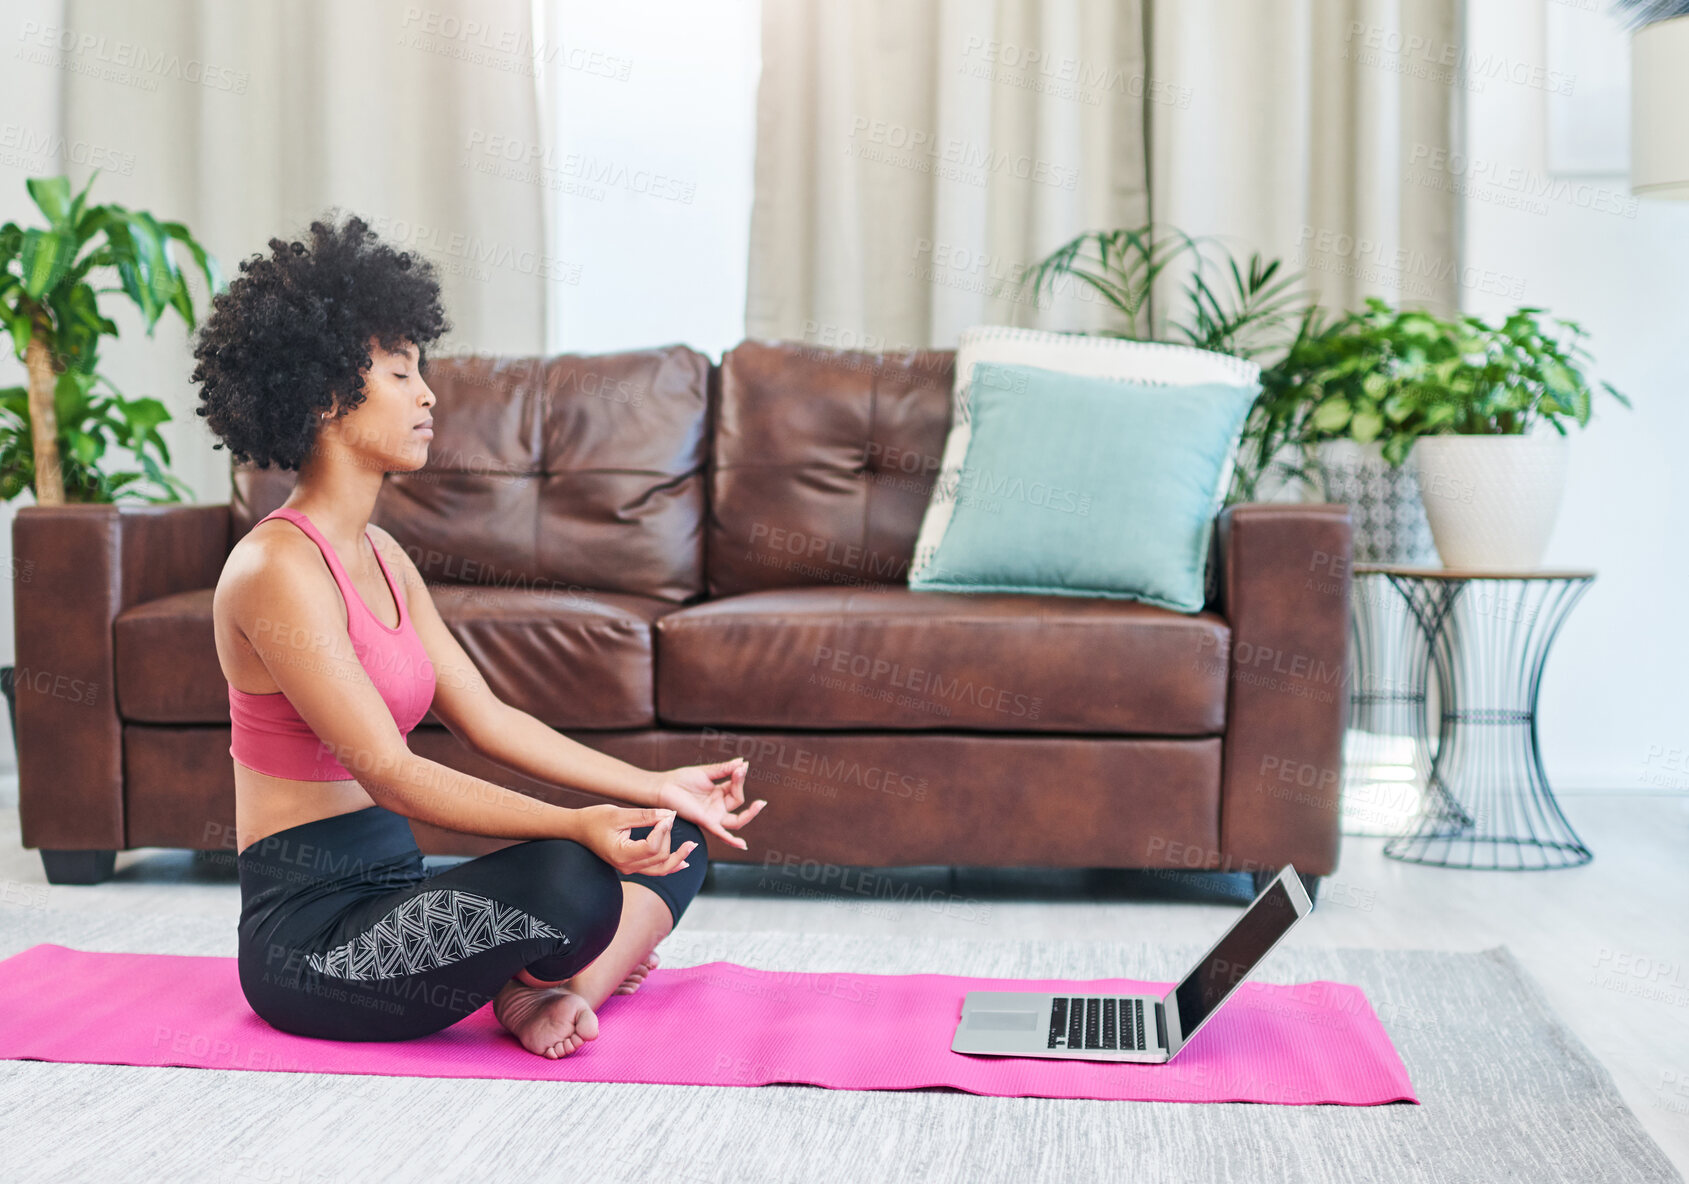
[
  {"xmin": 706, "ymin": 341, "xmax": 955, "ymax": 597},
  {"xmin": 232, "ymin": 345, "xmax": 711, "ymax": 603}
]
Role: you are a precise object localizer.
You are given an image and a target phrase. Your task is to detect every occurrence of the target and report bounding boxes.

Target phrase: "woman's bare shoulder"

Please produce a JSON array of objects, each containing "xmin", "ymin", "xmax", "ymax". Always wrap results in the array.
[{"xmin": 216, "ymin": 519, "xmax": 328, "ymax": 609}]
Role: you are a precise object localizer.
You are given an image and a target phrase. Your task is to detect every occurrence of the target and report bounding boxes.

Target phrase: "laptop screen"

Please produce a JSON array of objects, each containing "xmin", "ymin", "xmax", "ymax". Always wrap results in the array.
[{"xmin": 1173, "ymin": 877, "xmax": 1299, "ymax": 1041}]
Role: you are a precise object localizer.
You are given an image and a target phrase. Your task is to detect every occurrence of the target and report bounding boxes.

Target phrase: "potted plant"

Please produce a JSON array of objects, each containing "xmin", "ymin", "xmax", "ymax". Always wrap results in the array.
[
  {"xmin": 0, "ymin": 169, "xmax": 222, "ymax": 748},
  {"xmin": 1237, "ymin": 300, "xmax": 1450, "ymax": 562},
  {"xmin": 1396, "ymin": 307, "xmax": 1629, "ymax": 569}
]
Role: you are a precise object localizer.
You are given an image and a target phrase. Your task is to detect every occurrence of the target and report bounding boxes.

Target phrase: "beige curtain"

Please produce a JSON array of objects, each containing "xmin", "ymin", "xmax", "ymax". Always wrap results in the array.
[
  {"xmin": 745, "ymin": 0, "xmax": 1152, "ymax": 350},
  {"xmin": 1149, "ymin": 0, "xmax": 1463, "ymax": 318},
  {"xmin": 50, "ymin": 0, "xmax": 548, "ymax": 505}
]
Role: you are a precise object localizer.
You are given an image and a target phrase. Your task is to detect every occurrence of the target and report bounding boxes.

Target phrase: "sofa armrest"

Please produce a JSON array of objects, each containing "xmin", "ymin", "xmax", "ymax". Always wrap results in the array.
[
  {"xmin": 1213, "ymin": 503, "xmax": 1351, "ymax": 877},
  {"xmin": 13, "ymin": 503, "xmax": 230, "ymax": 850}
]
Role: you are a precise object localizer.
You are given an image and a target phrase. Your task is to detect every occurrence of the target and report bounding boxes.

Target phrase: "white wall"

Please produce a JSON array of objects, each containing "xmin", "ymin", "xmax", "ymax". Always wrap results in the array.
[{"xmin": 1461, "ymin": 0, "xmax": 1689, "ymax": 793}]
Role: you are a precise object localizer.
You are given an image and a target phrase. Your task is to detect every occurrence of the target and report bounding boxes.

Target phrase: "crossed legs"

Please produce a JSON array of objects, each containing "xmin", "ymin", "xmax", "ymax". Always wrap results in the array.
[{"xmin": 238, "ymin": 817, "xmax": 709, "ymax": 1053}]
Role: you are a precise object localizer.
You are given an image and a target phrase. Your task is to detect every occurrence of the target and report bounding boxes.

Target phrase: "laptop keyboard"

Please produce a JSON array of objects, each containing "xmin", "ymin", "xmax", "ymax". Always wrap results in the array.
[{"xmin": 1048, "ymin": 996, "xmax": 1148, "ymax": 1051}]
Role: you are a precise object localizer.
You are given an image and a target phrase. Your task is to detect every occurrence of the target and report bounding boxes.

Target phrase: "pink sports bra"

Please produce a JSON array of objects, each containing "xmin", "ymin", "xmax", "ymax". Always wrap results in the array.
[{"xmin": 228, "ymin": 507, "xmax": 437, "ymax": 781}]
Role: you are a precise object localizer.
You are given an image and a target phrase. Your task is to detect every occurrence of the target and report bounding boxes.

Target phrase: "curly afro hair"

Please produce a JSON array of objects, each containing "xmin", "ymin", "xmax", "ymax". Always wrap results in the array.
[{"xmin": 191, "ymin": 212, "xmax": 451, "ymax": 470}]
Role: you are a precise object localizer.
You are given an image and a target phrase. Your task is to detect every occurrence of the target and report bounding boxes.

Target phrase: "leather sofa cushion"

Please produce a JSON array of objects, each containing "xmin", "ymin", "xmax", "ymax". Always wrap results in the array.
[
  {"xmin": 655, "ymin": 586, "xmax": 1229, "ymax": 734},
  {"xmin": 706, "ymin": 340, "xmax": 955, "ymax": 597},
  {"xmin": 116, "ymin": 584, "xmax": 680, "ymax": 730},
  {"xmin": 232, "ymin": 346, "xmax": 712, "ymax": 603},
  {"xmin": 124, "ymin": 723, "xmax": 1220, "ymax": 864}
]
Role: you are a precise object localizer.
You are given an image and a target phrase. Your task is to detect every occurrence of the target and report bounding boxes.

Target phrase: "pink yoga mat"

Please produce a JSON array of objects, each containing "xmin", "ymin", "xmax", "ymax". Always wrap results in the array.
[{"xmin": 0, "ymin": 944, "xmax": 1416, "ymax": 1104}]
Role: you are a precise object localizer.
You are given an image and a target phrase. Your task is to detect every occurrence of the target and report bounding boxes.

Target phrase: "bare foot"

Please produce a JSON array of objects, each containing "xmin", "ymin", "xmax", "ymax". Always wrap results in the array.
[
  {"xmin": 612, "ymin": 949, "xmax": 660, "ymax": 995},
  {"xmin": 493, "ymin": 978, "xmax": 599, "ymax": 1059}
]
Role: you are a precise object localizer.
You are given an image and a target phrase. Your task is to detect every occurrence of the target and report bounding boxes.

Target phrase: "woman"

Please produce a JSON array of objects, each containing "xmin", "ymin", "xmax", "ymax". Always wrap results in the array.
[{"xmin": 195, "ymin": 214, "xmax": 765, "ymax": 1057}]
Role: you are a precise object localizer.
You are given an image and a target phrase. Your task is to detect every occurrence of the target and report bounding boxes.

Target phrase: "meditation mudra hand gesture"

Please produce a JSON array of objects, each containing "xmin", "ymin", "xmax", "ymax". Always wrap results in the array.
[
  {"xmin": 573, "ymin": 757, "xmax": 766, "ymax": 875},
  {"xmin": 653, "ymin": 756, "xmax": 766, "ymax": 851}
]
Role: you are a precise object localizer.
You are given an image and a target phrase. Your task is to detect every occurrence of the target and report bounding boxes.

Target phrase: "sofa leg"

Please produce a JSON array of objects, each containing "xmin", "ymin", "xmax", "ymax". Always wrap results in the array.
[
  {"xmin": 1252, "ymin": 869, "xmax": 1321, "ymax": 905},
  {"xmin": 40, "ymin": 849, "xmax": 118, "ymax": 885}
]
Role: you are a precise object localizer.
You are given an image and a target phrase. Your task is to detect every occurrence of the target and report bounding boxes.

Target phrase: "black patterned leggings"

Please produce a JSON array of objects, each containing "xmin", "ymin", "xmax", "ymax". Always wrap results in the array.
[{"xmin": 235, "ymin": 803, "xmax": 708, "ymax": 1042}]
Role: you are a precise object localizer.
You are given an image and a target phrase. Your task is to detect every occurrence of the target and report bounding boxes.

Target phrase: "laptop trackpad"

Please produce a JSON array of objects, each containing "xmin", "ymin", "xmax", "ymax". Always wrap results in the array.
[{"xmin": 967, "ymin": 1011, "xmax": 1040, "ymax": 1031}]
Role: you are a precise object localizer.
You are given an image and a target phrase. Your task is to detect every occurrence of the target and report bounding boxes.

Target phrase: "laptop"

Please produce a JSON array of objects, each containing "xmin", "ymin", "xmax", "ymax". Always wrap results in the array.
[{"xmin": 951, "ymin": 864, "xmax": 1314, "ymax": 1062}]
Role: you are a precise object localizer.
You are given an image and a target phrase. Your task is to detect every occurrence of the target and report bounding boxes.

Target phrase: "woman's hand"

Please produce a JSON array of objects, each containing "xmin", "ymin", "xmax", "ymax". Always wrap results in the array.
[
  {"xmin": 569, "ymin": 805, "xmax": 697, "ymax": 876},
  {"xmin": 651, "ymin": 757, "xmax": 766, "ymax": 851}
]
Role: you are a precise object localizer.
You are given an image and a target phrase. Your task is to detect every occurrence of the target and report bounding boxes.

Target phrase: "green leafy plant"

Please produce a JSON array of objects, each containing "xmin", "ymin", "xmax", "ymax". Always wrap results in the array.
[
  {"xmin": 1238, "ymin": 299, "xmax": 1631, "ymax": 496},
  {"xmin": 1019, "ymin": 225, "xmax": 1306, "ymax": 361},
  {"xmin": 1240, "ymin": 301, "xmax": 1441, "ymax": 492},
  {"xmin": 0, "ymin": 372, "xmax": 180, "ymax": 503},
  {"xmin": 1396, "ymin": 306, "xmax": 1631, "ymax": 438},
  {"xmin": 0, "ymin": 169, "xmax": 221, "ymax": 503}
]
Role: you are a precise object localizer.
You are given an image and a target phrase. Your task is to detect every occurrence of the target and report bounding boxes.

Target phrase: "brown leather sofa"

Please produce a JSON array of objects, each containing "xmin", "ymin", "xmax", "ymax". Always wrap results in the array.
[{"xmin": 12, "ymin": 341, "xmax": 1352, "ymax": 892}]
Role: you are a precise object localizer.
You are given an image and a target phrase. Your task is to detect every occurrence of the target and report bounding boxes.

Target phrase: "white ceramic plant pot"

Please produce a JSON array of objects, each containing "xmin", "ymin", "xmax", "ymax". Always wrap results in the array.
[{"xmin": 1409, "ymin": 434, "xmax": 1569, "ymax": 570}]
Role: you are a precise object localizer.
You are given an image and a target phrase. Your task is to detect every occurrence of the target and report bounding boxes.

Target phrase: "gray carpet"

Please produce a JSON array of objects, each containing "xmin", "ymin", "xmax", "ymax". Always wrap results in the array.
[{"xmin": 0, "ymin": 905, "xmax": 1679, "ymax": 1184}]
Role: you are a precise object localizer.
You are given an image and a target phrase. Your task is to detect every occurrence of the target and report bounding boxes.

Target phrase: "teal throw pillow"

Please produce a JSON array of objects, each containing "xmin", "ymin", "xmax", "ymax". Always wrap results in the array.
[{"xmin": 908, "ymin": 361, "xmax": 1259, "ymax": 612}]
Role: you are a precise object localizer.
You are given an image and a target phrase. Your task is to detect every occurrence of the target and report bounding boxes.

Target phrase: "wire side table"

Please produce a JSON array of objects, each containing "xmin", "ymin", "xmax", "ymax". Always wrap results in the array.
[{"xmin": 1361, "ymin": 567, "xmax": 1596, "ymax": 870}]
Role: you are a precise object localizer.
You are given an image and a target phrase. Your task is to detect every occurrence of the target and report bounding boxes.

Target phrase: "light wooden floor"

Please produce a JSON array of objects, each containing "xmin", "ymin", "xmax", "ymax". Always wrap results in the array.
[{"xmin": 1, "ymin": 779, "xmax": 1685, "ymax": 1174}]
